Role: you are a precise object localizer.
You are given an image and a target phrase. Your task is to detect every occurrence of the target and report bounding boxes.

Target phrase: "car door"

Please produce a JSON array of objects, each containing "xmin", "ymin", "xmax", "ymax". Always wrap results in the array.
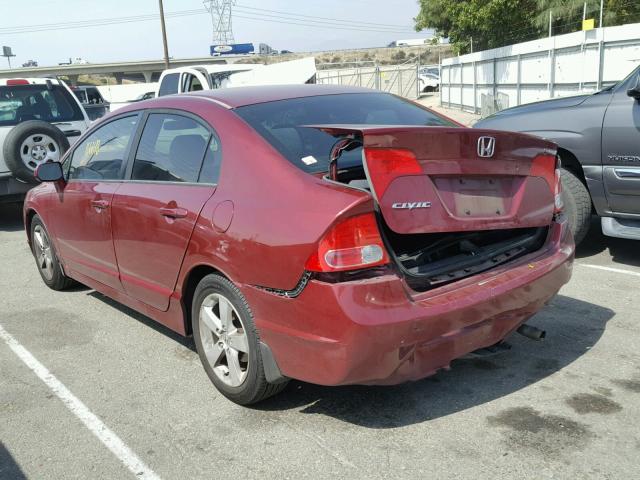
[
  {"xmin": 49, "ymin": 114, "xmax": 141, "ymax": 290},
  {"xmin": 111, "ymin": 111, "xmax": 220, "ymax": 311},
  {"xmin": 601, "ymin": 67, "xmax": 640, "ymax": 214}
]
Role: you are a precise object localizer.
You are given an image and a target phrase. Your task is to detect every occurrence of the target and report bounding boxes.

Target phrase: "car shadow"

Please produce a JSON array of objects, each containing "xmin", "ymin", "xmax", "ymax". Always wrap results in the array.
[
  {"xmin": 0, "ymin": 442, "xmax": 27, "ymax": 480},
  {"xmin": 251, "ymin": 295, "xmax": 614, "ymax": 428},
  {"xmin": 0, "ymin": 202, "xmax": 24, "ymax": 233},
  {"xmin": 576, "ymin": 218, "xmax": 640, "ymax": 267},
  {"xmin": 86, "ymin": 291, "xmax": 195, "ymax": 350}
]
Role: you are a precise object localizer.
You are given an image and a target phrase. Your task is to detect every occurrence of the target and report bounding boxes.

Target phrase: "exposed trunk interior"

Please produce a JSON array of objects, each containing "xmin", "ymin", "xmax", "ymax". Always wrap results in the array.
[{"xmin": 380, "ymin": 221, "xmax": 548, "ymax": 292}]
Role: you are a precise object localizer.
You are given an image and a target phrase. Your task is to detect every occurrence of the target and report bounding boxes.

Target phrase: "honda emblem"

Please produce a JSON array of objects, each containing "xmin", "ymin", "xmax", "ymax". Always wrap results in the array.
[{"xmin": 477, "ymin": 136, "xmax": 496, "ymax": 158}]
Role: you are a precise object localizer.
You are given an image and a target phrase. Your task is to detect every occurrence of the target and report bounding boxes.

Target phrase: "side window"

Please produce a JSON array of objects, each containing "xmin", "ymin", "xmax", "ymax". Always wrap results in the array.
[
  {"xmin": 131, "ymin": 113, "xmax": 210, "ymax": 183},
  {"xmin": 198, "ymin": 135, "xmax": 222, "ymax": 184},
  {"xmin": 182, "ymin": 73, "xmax": 204, "ymax": 92},
  {"xmin": 65, "ymin": 115, "xmax": 139, "ymax": 180},
  {"xmin": 158, "ymin": 73, "xmax": 179, "ymax": 97}
]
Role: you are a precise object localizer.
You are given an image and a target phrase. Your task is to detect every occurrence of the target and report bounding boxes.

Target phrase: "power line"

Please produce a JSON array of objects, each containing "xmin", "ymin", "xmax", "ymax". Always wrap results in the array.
[
  {"xmin": 0, "ymin": 6, "xmax": 420, "ymax": 37},
  {"xmin": 234, "ymin": 3, "xmax": 412, "ymax": 29}
]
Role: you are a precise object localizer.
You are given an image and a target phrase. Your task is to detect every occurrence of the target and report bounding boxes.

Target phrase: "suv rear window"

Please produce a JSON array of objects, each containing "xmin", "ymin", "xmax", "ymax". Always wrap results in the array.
[
  {"xmin": 235, "ymin": 92, "xmax": 457, "ymax": 173},
  {"xmin": 0, "ymin": 84, "xmax": 84, "ymax": 127}
]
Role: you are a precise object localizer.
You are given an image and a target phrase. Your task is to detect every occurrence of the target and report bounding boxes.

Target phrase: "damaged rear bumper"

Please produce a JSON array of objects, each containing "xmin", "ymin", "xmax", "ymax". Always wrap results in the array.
[{"xmin": 243, "ymin": 219, "xmax": 574, "ymax": 386}]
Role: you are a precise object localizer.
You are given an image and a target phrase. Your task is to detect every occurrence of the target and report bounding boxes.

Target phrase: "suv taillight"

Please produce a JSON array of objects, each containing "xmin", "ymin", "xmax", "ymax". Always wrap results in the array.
[{"xmin": 305, "ymin": 213, "xmax": 390, "ymax": 272}]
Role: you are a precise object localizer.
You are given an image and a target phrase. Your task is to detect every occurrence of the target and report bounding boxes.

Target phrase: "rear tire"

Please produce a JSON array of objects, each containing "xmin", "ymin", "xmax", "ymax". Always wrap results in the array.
[
  {"xmin": 30, "ymin": 215, "xmax": 75, "ymax": 290},
  {"xmin": 192, "ymin": 274, "xmax": 288, "ymax": 405},
  {"xmin": 560, "ymin": 168, "xmax": 591, "ymax": 246}
]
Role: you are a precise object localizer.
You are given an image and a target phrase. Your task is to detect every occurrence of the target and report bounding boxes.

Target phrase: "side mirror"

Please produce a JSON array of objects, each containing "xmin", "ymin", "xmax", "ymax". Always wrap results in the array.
[
  {"xmin": 627, "ymin": 75, "xmax": 640, "ymax": 101},
  {"xmin": 35, "ymin": 162, "xmax": 65, "ymax": 183}
]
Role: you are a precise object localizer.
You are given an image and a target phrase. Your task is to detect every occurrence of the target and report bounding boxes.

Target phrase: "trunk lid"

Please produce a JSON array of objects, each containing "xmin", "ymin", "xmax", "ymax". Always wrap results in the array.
[{"xmin": 316, "ymin": 125, "xmax": 558, "ymax": 234}]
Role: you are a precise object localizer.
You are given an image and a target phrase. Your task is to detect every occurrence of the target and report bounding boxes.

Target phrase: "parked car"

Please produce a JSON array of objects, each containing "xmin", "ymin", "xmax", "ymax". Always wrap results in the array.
[
  {"xmin": 71, "ymin": 85, "xmax": 110, "ymax": 121},
  {"xmin": 0, "ymin": 78, "xmax": 90, "ymax": 202},
  {"xmin": 24, "ymin": 85, "xmax": 573, "ymax": 405},
  {"xmin": 128, "ymin": 91, "xmax": 156, "ymax": 102},
  {"xmin": 419, "ymin": 72, "xmax": 440, "ymax": 93},
  {"xmin": 155, "ymin": 57, "xmax": 316, "ymax": 97},
  {"xmin": 475, "ymin": 64, "xmax": 640, "ymax": 244}
]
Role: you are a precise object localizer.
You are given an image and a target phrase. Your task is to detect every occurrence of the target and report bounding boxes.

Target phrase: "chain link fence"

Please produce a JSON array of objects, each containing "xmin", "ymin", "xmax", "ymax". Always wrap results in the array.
[{"xmin": 316, "ymin": 61, "xmax": 421, "ymax": 99}]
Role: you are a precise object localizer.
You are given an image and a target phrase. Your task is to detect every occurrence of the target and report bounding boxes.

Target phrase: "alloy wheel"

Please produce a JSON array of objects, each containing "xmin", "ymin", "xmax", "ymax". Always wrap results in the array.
[
  {"xmin": 33, "ymin": 225, "xmax": 54, "ymax": 281},
  {"xmin": 198, "ymin": 293, "xmax": 250, "ymax": 387}
]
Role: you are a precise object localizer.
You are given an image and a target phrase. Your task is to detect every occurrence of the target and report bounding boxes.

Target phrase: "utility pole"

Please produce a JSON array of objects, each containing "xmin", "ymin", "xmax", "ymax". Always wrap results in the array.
[
  {"xmin": 599, "ymin": 0, "xmax": 604, "ymax": 28},
  {"xmin": 470, "ymin": 37, "xmax": 474, "ymax": 54},
  {"xmin": 548, "ymin": 10, "xmax": 553, "ymax": 37},
  {"xmin": 158, "ymin": 0, "xmax": 170, "ymax": 69},
  {"xmin": 583, "ymin": 2, "xmax": 587, "ymax": 22}
]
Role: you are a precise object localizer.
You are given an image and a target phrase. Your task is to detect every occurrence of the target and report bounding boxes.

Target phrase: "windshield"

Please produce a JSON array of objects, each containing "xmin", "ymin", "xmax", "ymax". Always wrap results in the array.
[
  {"xmin": 0, "ymin": 84, "xmax": 84, "ymax": 127},
  {"xmin": 235, "ymin": 92, "xmax": 457, "ymax": 173},
  {"xmin": 209, "ymin": 70, "xmax": 251, "ymax": 89}
]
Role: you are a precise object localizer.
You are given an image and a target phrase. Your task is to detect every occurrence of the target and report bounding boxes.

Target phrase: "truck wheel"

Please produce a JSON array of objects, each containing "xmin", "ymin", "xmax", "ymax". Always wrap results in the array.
[
  {"xmin": 192, "ymin": 274, "xmax": 288, "ymax": 405},
  {"xmin": 3, "ymin": 121, "xmax": 70, "ymax": 184},
  {"xmin": 560, "ymin": 168, "xmax": 591, "ymax": 246}
]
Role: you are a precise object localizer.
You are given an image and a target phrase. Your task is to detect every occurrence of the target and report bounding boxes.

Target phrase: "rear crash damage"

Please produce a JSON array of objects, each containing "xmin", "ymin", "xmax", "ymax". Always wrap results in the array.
[{"xmin": 313, "ymin": 125, "xmax": 564, "ymax": 293}]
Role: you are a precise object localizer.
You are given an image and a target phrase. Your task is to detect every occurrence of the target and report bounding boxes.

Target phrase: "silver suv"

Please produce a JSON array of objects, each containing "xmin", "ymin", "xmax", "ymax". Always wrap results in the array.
[{"xmin": 0, "ymin": 78, "xmax": 90, "ymax": 202}]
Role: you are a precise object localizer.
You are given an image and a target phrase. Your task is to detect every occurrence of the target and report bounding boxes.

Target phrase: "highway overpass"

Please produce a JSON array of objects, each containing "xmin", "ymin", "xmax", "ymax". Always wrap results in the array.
[{"xmin": 0, "ymin": 55, "xmax": 250, "ymax": 84}]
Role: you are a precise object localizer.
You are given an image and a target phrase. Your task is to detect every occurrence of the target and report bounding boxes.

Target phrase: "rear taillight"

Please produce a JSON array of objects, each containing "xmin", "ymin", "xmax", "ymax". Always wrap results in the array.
[
  {"xmin": 363, "ymin": 148, "xmax": 421, "ymax": 199},
  {"xmin": 305, "ymin": 213, "xmax": 390, "ymax": 272},
  {"xmin": 553, "ymin": 156, "xmax": 563, "ymax": 214},
  {"xmin": 531, "ymin": 153, "xmax": 563, "ymax": 214},
  {"xmin": 6, "ymin": 79, "xmax": 29, "ymax": 86}
]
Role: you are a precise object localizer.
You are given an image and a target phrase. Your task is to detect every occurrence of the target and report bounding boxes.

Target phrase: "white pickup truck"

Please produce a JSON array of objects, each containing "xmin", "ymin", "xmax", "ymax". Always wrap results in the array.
[{"xmin": 155, "ymin": 57, "xmax": 317, "ymax": 97}]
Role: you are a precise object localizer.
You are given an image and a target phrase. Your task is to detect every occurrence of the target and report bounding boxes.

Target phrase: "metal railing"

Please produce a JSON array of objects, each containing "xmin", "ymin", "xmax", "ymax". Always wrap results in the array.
[{"xmin": 316, "ymin": 60, "xmax": 421, "ymax": 99}]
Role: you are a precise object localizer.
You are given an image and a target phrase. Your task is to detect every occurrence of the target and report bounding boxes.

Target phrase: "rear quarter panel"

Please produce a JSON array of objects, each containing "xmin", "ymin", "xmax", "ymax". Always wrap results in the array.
[{"xmin": 173, "ymin": 101, "xmax": 373, "ymax": 291}]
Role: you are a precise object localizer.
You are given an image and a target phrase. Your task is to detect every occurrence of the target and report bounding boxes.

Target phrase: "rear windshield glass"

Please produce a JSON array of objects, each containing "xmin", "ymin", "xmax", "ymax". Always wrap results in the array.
[
  {"xmin": 235, "ymin": 92, "xmax": 457, "ymax": 173},
  {"xmin": 0, "ymin": 84, "xmax": 84, "ymax": 127}
]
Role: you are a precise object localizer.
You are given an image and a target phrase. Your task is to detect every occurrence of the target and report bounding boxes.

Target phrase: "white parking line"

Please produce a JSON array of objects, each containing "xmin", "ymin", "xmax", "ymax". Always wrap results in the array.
[
  {"xmin": 579, "ymin": 263, "xmax": 640, "ymax": 277},
  {"xmin": 0, "ymin": 323, "xmax": 161, "ymax": 480}
]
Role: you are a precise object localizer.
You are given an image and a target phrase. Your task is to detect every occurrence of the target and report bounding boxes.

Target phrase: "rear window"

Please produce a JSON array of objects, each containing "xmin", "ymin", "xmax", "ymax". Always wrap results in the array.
[
  {"xmin": 0, "ymin": 84, "xmax": 84, "ymax": 127},
  {"xmin": 235, "ymin": 92, "xmax": 457, "ymax": 173}
]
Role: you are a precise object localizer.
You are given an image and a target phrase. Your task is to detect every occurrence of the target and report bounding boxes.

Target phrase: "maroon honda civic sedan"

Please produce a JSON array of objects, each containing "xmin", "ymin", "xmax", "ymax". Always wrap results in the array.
[{"xmin": 24, "ymin": 85, "xmax": 574, "ymax": 405}]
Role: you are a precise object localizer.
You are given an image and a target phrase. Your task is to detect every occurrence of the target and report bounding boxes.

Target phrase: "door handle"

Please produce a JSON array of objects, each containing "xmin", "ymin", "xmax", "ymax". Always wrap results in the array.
[
  {"xmin": 91, "ymin": 199, "xmax": 109, "ymax": 210},
  {"xmin": 159, "ymin": 207, "xmax": 188, "ymax": 219}
]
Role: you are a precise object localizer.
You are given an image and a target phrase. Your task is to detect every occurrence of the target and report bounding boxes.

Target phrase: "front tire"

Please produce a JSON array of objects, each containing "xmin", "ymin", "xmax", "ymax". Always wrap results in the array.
[
  {"xmin": 192, "ymin": 274, "xmax": 288, "ymax": 405},
  {"xmin": 560, "ymin": 168, "xmax": 591, "ymax": 246},
  {"xmin": 30, "ymin": 215, "xmax": 75, "ymax": 290}
]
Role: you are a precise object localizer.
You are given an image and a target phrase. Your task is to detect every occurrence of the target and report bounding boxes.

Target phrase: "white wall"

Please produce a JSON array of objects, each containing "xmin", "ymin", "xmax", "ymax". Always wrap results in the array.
[{"xmin": 440, "ymin": 22, "xmax": 640, "ymax": 114}]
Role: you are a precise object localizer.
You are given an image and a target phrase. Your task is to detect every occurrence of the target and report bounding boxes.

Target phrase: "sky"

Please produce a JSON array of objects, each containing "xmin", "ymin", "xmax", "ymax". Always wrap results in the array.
[{"xmin": 0, "ymin": 0, "xmax": 426, "ymax": 67}]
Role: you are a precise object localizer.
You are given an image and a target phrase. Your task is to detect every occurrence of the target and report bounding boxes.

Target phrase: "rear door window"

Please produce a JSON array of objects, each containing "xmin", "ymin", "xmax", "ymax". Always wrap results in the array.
[
  {"xmin": 66, "ymin": 115, "xmax": 139, "ymax": 180},
  {"xmin": 158, "ymin": 73, "xmax": 180, "ymax": 97},
  {"xmin": 131, "ymin": 113, "xmax": 211, "ymax": 183},
  {"xmin": 0, "ymin": 84, "xmax": 84, "ymax": 127}
]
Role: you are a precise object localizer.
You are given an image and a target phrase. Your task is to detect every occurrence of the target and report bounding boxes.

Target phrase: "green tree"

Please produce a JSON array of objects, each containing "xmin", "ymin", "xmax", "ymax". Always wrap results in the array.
[
  {"xmin": 414, "ymin": 0, "xmax": 539, "ymax": 54},
  {"xmin": 535, "ymin": 0, "xmax": 640, "ymax": 34},
  {"xmin": 415, "ymin": 0, "xmax": 640, "ymax": 54}
]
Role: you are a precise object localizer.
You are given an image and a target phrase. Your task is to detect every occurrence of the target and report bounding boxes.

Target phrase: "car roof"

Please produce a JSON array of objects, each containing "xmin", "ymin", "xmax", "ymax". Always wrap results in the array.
[{"xmin": 186, "ymin": 84, "xmax": 378, "ymax": 109}]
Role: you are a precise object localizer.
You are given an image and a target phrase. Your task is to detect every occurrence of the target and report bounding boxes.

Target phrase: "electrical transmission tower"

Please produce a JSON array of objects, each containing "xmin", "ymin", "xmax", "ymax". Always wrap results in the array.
[{"xmin": 204, "ymin": 0, "xmax": 237, "ymax": 45}]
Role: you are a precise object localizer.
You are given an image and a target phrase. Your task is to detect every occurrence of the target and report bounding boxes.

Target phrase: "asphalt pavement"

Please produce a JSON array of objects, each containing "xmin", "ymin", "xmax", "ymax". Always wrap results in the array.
[{"xmin": 1, "ymin": 201, "xmax": 639, "ymax": 480}]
